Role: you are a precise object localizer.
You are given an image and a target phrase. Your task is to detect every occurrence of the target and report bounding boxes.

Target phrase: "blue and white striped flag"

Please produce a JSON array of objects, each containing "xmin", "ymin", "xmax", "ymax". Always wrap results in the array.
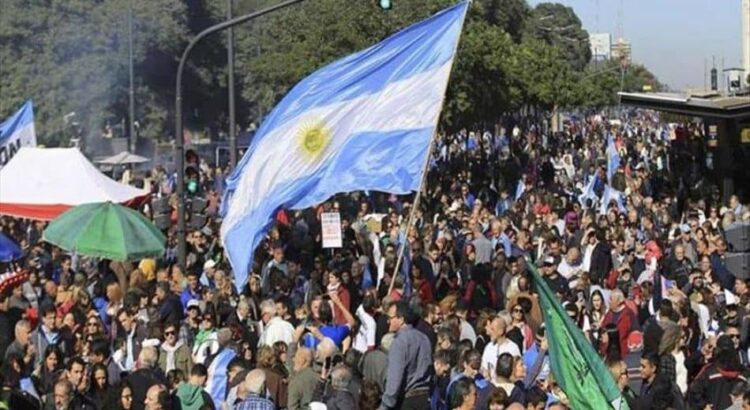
[
  {"xmin": 578, "ymin": 174, "xmax": 599, "ymax": 206},
  {"xmin": 220, "ymin": 3, "xmax": 469, "ymax": 287},
  {"xmin": 515, "ymin": 179, "xmax": 526, "ymax": 201},
  {"xmin": 606, "ymin": 133, "xmax": 620, "ymax": 181},
  {"xmin": 206, "ymin": 348, "xmax": 237, "ymax": 408},
  {"xmin": 599, "ymin": 185, "xmax": 626, "ymax": 215},
  {"xmin": 0, "ymin": 100, "xmax": 36, "ymax": 169}
]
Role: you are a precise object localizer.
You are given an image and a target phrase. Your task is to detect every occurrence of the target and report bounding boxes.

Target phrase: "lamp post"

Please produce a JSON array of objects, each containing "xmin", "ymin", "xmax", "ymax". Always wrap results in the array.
[
  {"xmin": 227, "ymin": 0, "xmax": 237, "ymax": 169},
  {"xmin": 128, "ymin": 0, "xmax": 136, "ymax": 153},
  {"xmin": 174, "ymin": 0, "xmax": 308, "ymax": 269}
]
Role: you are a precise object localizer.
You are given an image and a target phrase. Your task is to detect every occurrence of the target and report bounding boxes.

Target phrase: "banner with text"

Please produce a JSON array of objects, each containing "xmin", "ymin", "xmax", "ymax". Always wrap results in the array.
[{"xmin": 0, "ymin": 101, "xmax": 36, "ymax": 169}]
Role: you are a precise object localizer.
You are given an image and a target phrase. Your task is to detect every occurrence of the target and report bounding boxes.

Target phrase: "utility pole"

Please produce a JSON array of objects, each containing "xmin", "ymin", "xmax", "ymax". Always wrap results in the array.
[
  {"xmin": 128, "ymin": 0, "xmax": 136, "ymax": 153},
  {"xmin": 175, "ymin": 0, "xmax": 309, "ymax": 269},
  {"xmin": 227, "ymin": 0, "xmax": 237, "ymax": 168}
]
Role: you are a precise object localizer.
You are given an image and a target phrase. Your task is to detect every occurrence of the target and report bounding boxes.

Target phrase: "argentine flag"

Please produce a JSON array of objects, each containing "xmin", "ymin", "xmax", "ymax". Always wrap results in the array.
[
  {"xmin": 599, "ymin": 185, "xmax": 626, "ymax": 215},
  {"xmin": 606, "ymin": 133, "xmax": 620, "ymax": 181},
  {"xmin": 221, "ymin": 2, "xmax": 469, "ymax": 287},
  {"xmin": 0, "ymin": 100, "xmax": 36, "ymax": 169},
  {"xmin": 515, "ymin": 179, "xmax": 525, "ymax": 201}
]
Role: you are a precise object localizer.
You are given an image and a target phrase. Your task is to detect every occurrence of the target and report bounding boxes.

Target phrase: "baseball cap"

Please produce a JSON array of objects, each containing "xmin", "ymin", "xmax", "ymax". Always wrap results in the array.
[
  {"xmin": 679, "ymin": 224, "xmax": 691, "ymax": 234},
  {"xmin": 203, "ymin": 260, "xmax": 216, "ymax": 270},
  {"xmin": 187, "ymin": 299, "xmax": 201, "ymax": 311},
  {"xmin": 543, "ymin": 256, "xmax": 555, "ymax": 266}
]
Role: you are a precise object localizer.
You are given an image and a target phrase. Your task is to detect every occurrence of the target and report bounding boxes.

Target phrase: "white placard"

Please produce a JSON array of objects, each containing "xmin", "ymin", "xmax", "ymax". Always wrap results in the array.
[{"xmin": 321, "ymin": 212, "xmax": 342, "ymax": 248}]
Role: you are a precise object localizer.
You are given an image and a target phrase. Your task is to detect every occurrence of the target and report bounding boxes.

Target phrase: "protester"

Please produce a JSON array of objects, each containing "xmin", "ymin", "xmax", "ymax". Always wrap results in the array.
[{"xmin": 0, "ymin": 114, "xmax": 749, "ymax": 410}]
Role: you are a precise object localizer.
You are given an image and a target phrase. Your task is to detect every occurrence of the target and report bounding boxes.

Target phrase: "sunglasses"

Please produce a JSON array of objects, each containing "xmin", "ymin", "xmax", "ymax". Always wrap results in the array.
[
  {"xmin": 87, "ymin": 322, "xmax": 99, "ymax": 327},
  {"xmin": 164, "ymin": 330, "xmax": 176, "ymax": 336},
  {"xmin": 513, "ymin": 308, "xmax": 523, "ymax": 313}
]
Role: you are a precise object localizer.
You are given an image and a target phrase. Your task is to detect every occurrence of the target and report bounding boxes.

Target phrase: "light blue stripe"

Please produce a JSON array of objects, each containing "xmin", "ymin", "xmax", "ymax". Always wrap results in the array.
[
  {"xmin": 225, "ymin": 2, "xmax": 468, "ymax": 192},
  {"xmin": 0, "ymin": 100, "xmax": 34, "ymax": 144},
  {"xmin": 208, "ymin": 349, "xmax": 236, "ymax": 408},
  {"xmin": 224, "ymin": 128, "xmax": 432, "ymax": 286}
]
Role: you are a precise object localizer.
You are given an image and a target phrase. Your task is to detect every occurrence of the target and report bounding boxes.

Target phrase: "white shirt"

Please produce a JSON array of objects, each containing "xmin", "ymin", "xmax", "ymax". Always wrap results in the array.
[
  {"xmin": 258, "ymin": 317, "xmax": 295, "ymax": 347},
  {"xmin": 481, "ymin": 338, "xmax": 521, "ymax": 373},
  {"xmin": 353, "ymin": 305, "xmax": 376, "ymax": 353},
  {"xmin": 460, "ymin": 319, "xmax": 477, "ymax": 345}
]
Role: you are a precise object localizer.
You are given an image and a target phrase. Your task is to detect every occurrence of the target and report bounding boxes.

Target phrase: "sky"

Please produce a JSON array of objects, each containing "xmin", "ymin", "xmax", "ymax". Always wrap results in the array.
[{"xmin": 528, "ymin": 0, "xmax": 744, "ymax": 91}]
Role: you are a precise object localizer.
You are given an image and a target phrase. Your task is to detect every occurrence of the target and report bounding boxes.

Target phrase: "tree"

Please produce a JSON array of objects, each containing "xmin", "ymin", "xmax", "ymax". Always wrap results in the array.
[
  {"xmin": 0, "ymin": 0, "xmax": 189, "ymax": 145},
  {"xmin": 523, "ymin": 2, "xmax": 591, "ymax": 71}
]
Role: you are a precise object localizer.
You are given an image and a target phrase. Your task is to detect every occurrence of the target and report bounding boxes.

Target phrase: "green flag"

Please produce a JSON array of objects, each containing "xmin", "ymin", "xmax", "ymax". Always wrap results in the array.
[{"xmin": 528, "ymin": 262, "xmax": 629, "ymax": 409}]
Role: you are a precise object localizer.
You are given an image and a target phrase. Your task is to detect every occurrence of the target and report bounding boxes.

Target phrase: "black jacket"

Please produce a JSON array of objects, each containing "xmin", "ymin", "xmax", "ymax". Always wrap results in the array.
[
  {"xmin": 687, "ymin": 364, "xmax": 749, "ymax": 410},
  {"xmin": 635, "ymin": 375, "xmax": 673, "ymax": 410},
  {"xmin": 589, "ymin": 242, "xmax": 613, "ymax": 285}
]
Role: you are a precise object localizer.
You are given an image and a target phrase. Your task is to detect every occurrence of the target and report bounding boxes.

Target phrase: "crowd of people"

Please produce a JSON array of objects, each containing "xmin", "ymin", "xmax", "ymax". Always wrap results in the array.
[{"xmin": 1, "ymin": 112, "xmax": 749, "ymax": 410}]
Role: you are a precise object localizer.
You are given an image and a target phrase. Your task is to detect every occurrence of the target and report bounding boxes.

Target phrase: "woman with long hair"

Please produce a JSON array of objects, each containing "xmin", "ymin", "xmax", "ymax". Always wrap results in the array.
[
  {"xmin": 506, "ymin": 301, "xmax": 533, "ymax": 353},
  {"xmin": 658, "ymin": 323, "xmax": 687, "ymax": 395},
  {"xmin": 88, "ymin": 363, "xmax": 114, "ymax": 409},
  {"xmin": 32, "ymin": 344, "xmax": 63, "ymax": 396},
  {"xmin": 115, "ymin": 381, "xmax": 134, "ymax": 410},
  {"xmin": 257, "ymin": 345, "xmax": 288, "ymax": 409},
  {"xmin": 272, "ymin": 341, "xmax": 290, "ymax": 378},
  {"xmin": 598, "ymin": 323, "xmax": 622, "ymax": 363},
  {"xmin": 587, "ymin": 289, "xmax": 607, "ymax": 342}
]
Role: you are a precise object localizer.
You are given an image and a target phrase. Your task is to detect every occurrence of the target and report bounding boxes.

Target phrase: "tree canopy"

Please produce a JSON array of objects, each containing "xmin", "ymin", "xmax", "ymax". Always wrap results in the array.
[{"xmin": 0, "ymin": 0, "xmax": 664, "ymax": 145}]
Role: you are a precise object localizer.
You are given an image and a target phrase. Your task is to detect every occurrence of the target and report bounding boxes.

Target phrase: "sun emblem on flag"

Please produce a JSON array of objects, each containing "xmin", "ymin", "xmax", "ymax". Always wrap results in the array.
[{"xmin": 297, "ymin": 120, "xmax": 331, "ymax": 159}]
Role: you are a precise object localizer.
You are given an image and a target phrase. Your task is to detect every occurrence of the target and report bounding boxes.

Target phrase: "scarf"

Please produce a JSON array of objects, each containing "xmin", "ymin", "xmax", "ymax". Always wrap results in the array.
[
  {"xmin": 162, "ymin": 341, "xmax": 184, "ymax": 372},
  {"xmin": 194, "ymin": 328, "xmax": 213, "ymax": 347},
  {"xmin": 327, "ymin": 282, "xmax": 340, "ymax": 294}
]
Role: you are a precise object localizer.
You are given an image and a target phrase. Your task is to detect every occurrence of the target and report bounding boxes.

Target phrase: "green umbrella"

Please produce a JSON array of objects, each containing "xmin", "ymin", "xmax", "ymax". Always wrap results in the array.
[{"xmin": 43, "ymin": 202, "xmax": 166, "ymax": 261}]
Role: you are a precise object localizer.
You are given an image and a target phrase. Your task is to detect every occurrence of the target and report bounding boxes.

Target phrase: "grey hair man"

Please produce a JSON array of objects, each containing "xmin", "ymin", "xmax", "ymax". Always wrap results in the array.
[
  {"xmin": 361, "ymin": 332, "xmax": 394, "ymax": 391},
  {"xmin": 234, "ymin": 369, "xmax": 275, "ymax": 409},
  {"xmin": 258, "ymin": 299, "xmax": 295, "ymax": 347}
]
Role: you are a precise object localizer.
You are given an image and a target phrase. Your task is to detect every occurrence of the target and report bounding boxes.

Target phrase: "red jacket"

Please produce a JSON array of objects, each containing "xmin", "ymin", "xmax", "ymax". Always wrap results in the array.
[
  {"xmin": 601, "ymin": 306, "xmax": 638, "ymax": 355},
  {"xmin": 416, "ymin": 279, "xmax": 434, "ymax": 304},
  {"xmin": 332, "ymin": 286, "xmax": 351, "ymax": 326}
]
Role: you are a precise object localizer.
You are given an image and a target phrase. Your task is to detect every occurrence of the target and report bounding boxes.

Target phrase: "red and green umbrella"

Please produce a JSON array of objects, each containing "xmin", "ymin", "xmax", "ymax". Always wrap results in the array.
[{"xmin": 43, "ymin": 202, "xmax": 165, "ymax": 261}]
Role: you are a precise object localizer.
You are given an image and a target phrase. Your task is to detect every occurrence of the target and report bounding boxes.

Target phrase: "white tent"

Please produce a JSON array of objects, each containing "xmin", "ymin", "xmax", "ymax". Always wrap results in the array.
[
  {"xmin": 96, "ymin": 151, "xmax": 150, "ymax": 166},
  {"xmin": 0, "ymin": 148, "xmax": 149, "ymax": 220}
]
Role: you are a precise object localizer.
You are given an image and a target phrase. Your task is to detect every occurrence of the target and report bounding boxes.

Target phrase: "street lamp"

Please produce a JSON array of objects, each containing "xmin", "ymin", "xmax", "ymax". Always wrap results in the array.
[
  {"xmin": 174, "ymin": 0, "xmax": 309, "ymax": 269},
  {"xmin": 227, "ymin": 0, "xmax": 237, "ymax": 169},
  {"xmin": 128, "ymin": 0, "xmax": 136, "ymax": 153}
]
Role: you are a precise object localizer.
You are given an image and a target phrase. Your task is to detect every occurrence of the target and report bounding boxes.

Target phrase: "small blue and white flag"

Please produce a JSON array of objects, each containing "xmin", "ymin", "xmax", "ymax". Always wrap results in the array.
[
  {"xmin": 577, "ymin": 174, "xmax": 599, "ymax": 206},
  {"xmin": 0, "ymin": 101, "xmax": 36, "ymax": 169},
  {"xmin": 221, "ymin": 2, "xmax": 469, "ymax": 287},
  {"xmin": 599, "ymin": 185, "xmax": 626, "ymax": 215},
  {"xmin": 606, "ymin": 133, "xmax": 620, "ymax": 181},
  {"xmin": 515, "ymin": 179, "xmax": 526, "ymax": 202}
]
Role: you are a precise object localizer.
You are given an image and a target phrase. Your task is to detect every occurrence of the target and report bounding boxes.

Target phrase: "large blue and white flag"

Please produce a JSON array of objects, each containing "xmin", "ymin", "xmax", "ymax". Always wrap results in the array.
[
  {"xmin": 221, "ymin": 2, "xmax": 469, "ymax": 287},
  {"xmin": 599, "ymin": 185, "xmax": 626, "ymax": 215},
  {"xmin": 0, "ymin": 101, "xmax": 36, "ymax": 169},
  {"xmin": 606, "ymin": 133, "xmax": 620, "ymax": 181}
]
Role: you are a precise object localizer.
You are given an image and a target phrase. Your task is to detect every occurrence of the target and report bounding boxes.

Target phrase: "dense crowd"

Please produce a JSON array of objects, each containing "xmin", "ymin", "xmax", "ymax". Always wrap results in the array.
[{"xmin": 1, "ymin": 112, "xmax": 749, "ymax": 410}]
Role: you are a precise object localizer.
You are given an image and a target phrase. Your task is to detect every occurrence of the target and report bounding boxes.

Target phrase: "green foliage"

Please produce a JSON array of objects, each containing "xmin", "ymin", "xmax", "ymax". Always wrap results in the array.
[
  {"xmin": 0, "ymin": 0, "xmax": 665, "ymax": 144},
  {"xmin": 0, "ymin": 0, "xmax": 188, "ymax": 145}
]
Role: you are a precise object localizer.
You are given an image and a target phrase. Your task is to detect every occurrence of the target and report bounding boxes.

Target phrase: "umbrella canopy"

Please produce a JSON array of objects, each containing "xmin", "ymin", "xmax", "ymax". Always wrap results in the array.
[
  {"xmin": 0, "ymin": 233, "xmax": 23, "ymax": 262},
  {"xmin": 96, "ymin": 151, "xmax": 150, "ymax": 166},
  {"xmin": 43, "ymin": 202, "xmax": 165, "ymax": 261}
]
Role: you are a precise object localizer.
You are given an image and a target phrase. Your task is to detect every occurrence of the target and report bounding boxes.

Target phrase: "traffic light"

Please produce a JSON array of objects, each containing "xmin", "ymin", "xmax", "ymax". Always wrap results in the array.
[
  {"xmin": 151, "ymin": 196, "xmax": 172, "ymax": 230},
  {"xmin": 185, "ymin": 149, "xmax": 201, "ymax": 195},
  {"xmin": 379, "ymin": 0, "xmax": 392, "ymax": 10},
  {"xmin": 188, "ymin": 197, "xmax": 208, "ymax": 230}
]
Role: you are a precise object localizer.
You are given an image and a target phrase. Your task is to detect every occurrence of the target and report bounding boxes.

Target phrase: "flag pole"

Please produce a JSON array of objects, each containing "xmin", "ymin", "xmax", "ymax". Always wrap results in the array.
[{"xmin": 388, "ymin": 134, "xmax": 436, "ymax": 296}]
